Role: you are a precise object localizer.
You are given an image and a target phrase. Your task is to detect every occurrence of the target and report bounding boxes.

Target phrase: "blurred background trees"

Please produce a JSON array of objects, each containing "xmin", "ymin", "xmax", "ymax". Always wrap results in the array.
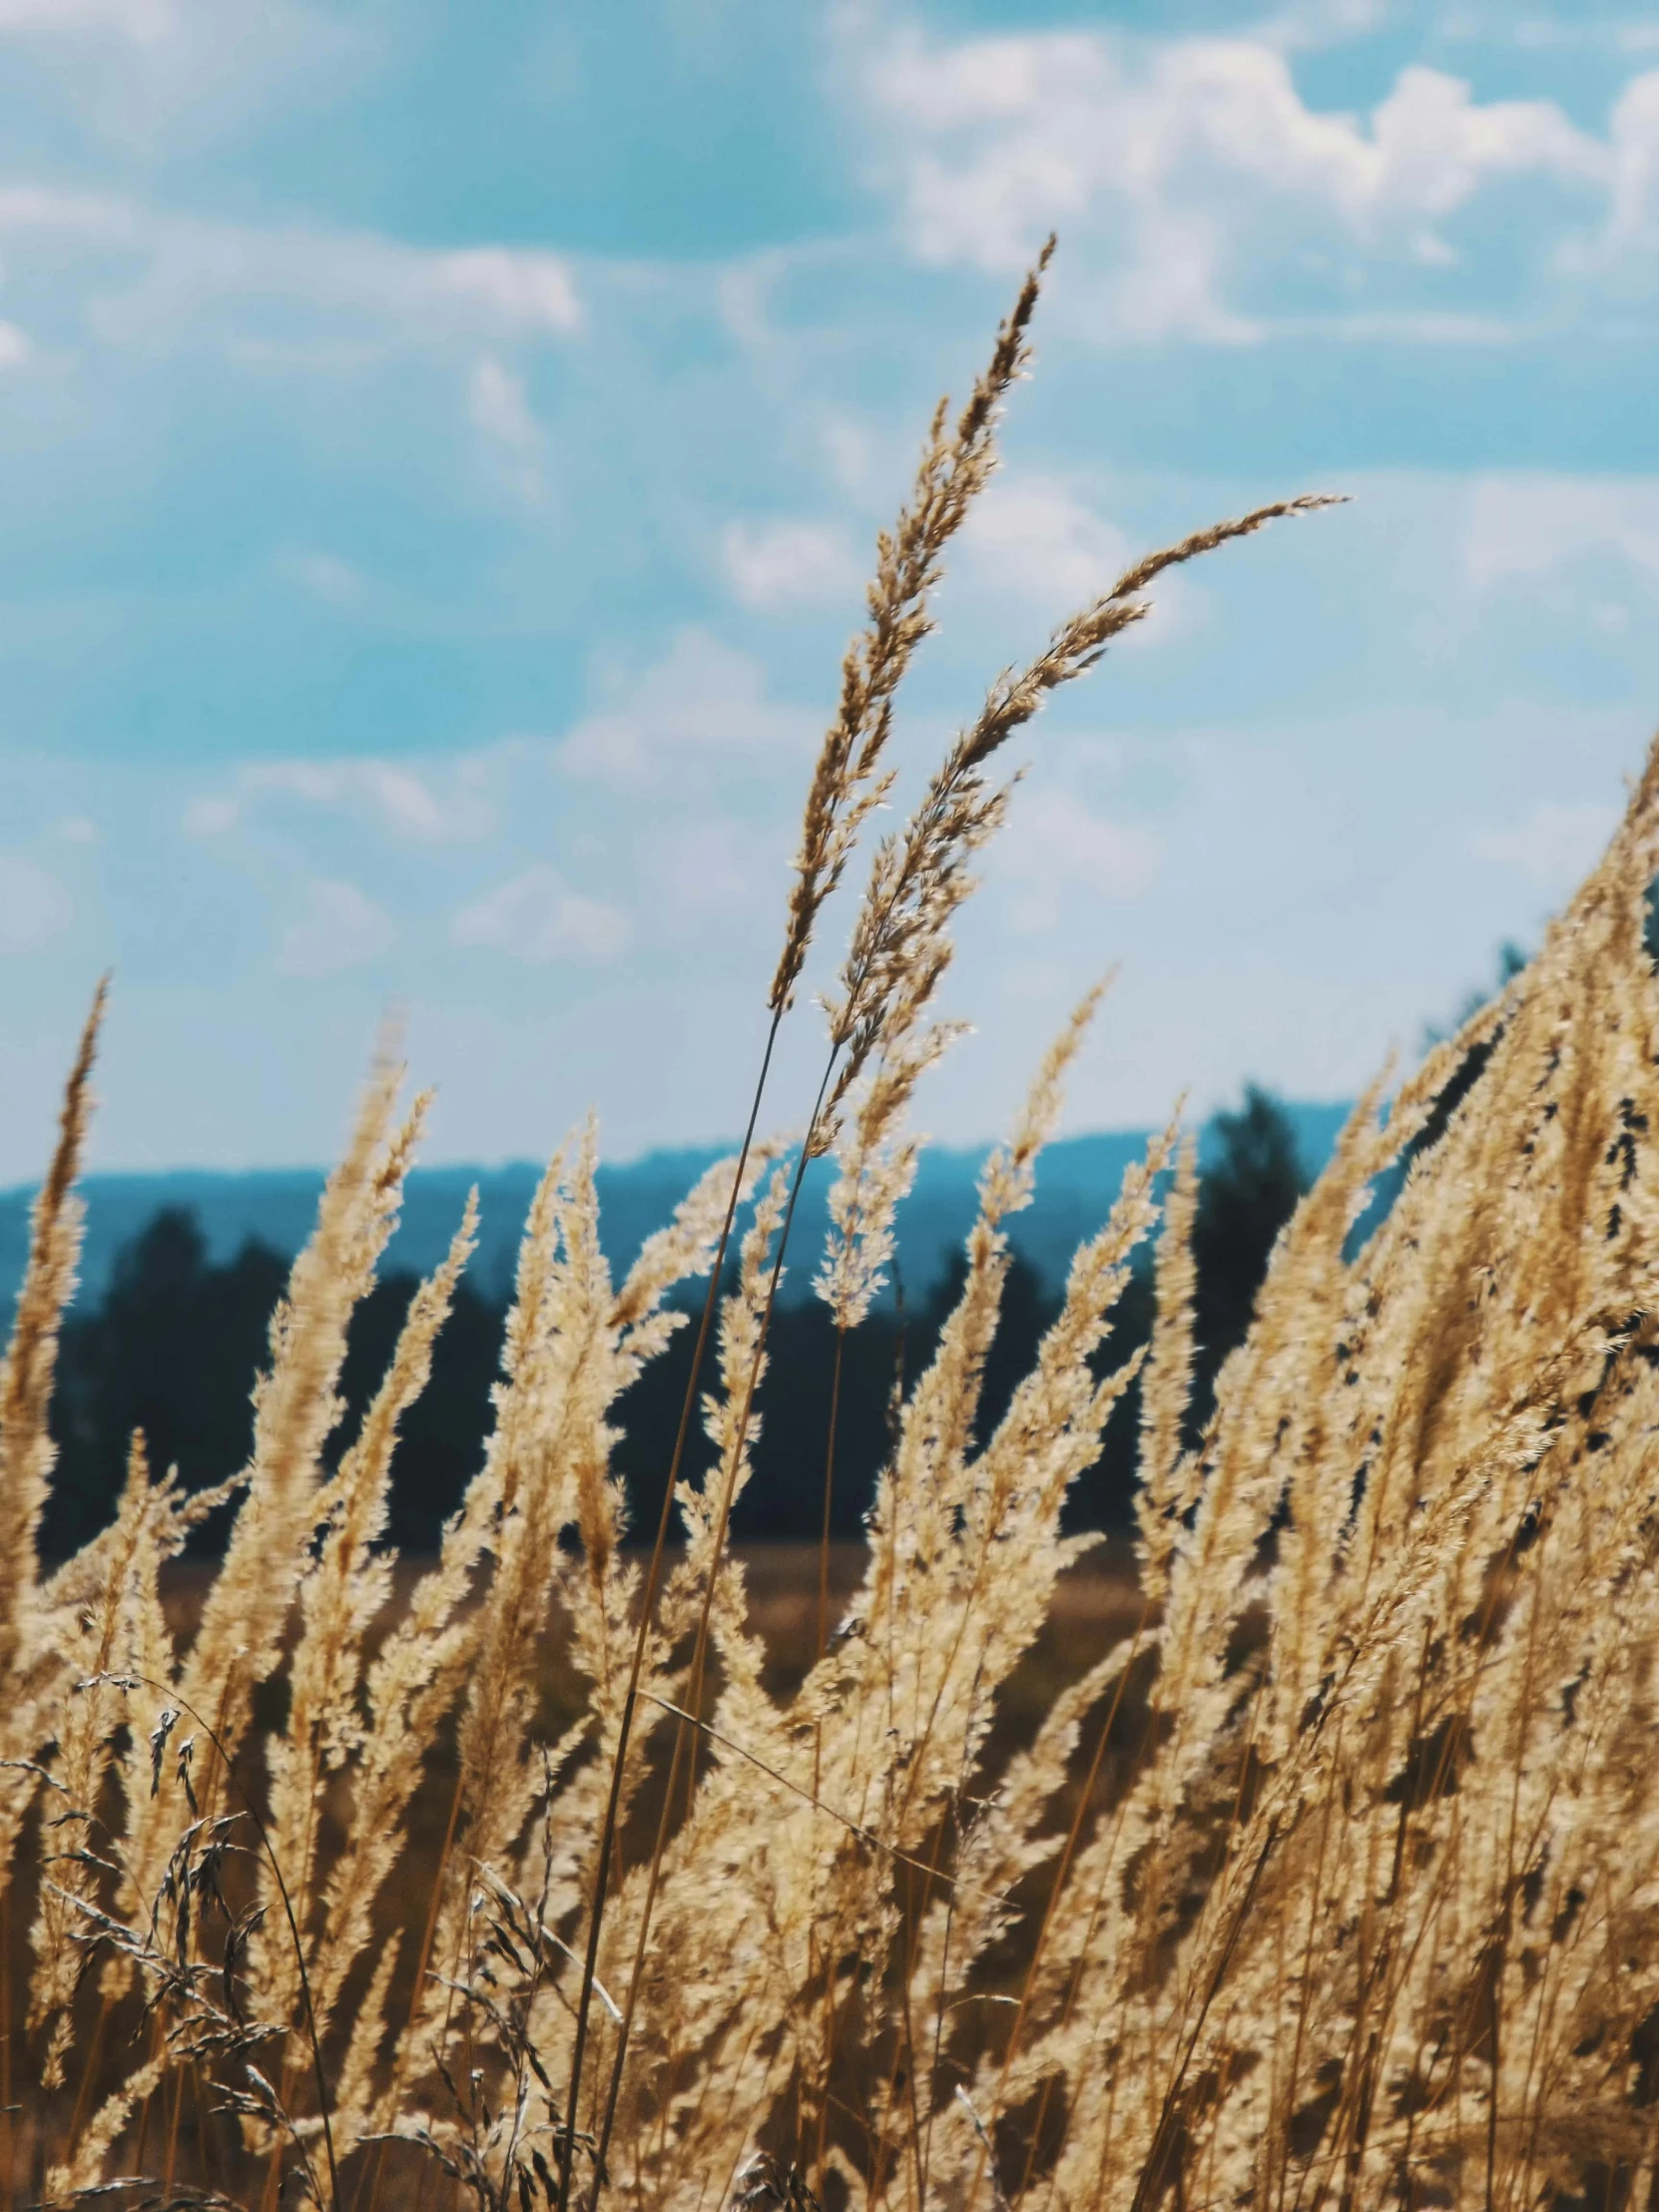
[{"xmin": 41, "ymin": 1087, "xmax": 1314, "ymax": 1556}]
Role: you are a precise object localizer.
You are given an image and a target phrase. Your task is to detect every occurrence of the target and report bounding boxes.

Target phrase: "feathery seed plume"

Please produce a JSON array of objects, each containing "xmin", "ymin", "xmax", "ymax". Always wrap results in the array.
[{"xmin": 769, "ymin": 239, "xmax": 1054, "ymax": 1020}]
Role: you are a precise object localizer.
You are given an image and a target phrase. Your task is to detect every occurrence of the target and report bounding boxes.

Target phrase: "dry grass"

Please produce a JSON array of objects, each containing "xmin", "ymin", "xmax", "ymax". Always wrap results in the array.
[{"xmin": 2, "ymin": 243, "xmax": 1654, "ymax": 2212}]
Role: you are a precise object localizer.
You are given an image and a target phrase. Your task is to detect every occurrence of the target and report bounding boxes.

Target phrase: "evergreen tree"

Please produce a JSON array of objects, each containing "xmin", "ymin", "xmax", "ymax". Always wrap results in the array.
[{"xmin": 1191, "ymin": 1086, "xmax": 1308, "ymax": 1412}]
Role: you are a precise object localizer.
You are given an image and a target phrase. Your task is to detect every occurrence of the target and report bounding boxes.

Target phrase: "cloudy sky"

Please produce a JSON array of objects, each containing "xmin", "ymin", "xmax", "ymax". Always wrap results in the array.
[{"xmin": 4, "ymin": 0, "xmax": 1659, "ymax": 1179}]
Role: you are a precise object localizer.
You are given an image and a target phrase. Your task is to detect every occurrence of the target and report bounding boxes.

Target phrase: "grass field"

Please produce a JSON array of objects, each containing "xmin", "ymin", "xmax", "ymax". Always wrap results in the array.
[{"xmin": 2, "ymin": 1545, "xmax": 1146, "ymax": 2203}]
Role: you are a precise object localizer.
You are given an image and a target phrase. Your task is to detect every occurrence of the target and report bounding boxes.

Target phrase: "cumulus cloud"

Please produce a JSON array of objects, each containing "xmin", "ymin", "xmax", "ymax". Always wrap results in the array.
[
  {"xmin": 558, "ymin": 628, "xmax": 814, "ymax": 789},
  {"xmin": 0, "ymin": 187, "xmax": 582, "ymax": 357},
  {"xmin": 0, "ymin": 0, "xmax": 174, "ymax": 37},
  {"xmin": 0, "ymin": 854, "xmax": 73, "ymax": 951},
  {"xmin": 957, "ymin": 476, "xmax": 1206, "ymax": 640},
  {"xmin": 183, "ymin": 793, "xmax": 239, "ymax": 837},
  {"xmin": 186, "ymin": 757, "xmax": 496, "ymax": 843},
  {"xmin": 468, "ymin": 354, "xmax": 546, "ymax": 503},
  {"xmin": 1258, "ymin": 0, "xmax": 1391, "ymax": 49},
  {"xmin": 451, "ymin": 864, "xmax": 629, "ymax": 966},
  {"xmin": 963, "ymin": 477, "xmax": 1132, "ymax": 606},
  {"xmin": 0, "ymin": 4, "xmax": 379, "ymax": 193},
  {"xmin": 252, "ymin": 761, "xmax": 457, "ymax": 839},
  {"xmin": 723, "ymin": 518, "xmax": 861, "ymax": 609},
  {"xmin": 1599, "ymin": 72, "xmax": 1659, "ymax": 264},
  {"xmin": 1472, "ymin": 800, "xmax": 1620, "ymax": 887},
  {"xmin": 275, "ymin": 878, "xmax": 395, "ymax": 976},
  {"xmin": 442, "ymin": 251, "xmax": 580, "ymax": 334},
  {"xmin": 857, "ymin": 23, "xmax": 1611, "ymax": 337},
  {"xmin": 1464, "ymin": 474, "xmax": 1659, "ymax": 590}
]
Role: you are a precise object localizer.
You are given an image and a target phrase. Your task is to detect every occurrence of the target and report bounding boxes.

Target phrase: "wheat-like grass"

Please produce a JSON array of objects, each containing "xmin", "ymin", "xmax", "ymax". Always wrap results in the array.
[{"xmin": 9, "ymin": 250, "xmax": 1659, "ymax": 2212}]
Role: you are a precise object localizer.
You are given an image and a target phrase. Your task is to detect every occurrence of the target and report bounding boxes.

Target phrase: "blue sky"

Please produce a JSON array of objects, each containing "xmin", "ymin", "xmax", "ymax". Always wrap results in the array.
[{"xmin": 5, "ymin": 0, "xmax": 1659, "ymax": 1179}]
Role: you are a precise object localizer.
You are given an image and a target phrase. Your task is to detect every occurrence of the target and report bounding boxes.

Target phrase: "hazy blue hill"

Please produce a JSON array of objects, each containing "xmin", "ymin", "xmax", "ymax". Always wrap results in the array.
[{"xmin": 0, "ymin": 1102, "xmax": 1354, "ymax": 1322}]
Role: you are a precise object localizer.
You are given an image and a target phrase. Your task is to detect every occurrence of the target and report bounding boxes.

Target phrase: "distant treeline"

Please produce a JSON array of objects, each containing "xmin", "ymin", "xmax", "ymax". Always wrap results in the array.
[{"xmin": 43, "ymin": 1089, "xmax": 1308, "ymax": 1558}]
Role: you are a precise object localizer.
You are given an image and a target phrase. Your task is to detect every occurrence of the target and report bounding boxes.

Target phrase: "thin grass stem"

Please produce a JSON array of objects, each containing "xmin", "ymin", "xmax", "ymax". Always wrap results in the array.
[{"xmin": 554, "ymin": 1010, "xmax": 784, "ymax": 2212}]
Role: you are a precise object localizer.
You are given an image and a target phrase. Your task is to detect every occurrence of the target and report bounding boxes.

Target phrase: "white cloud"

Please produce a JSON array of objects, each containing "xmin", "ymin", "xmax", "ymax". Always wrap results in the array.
[
  {"xmin": 56, "ymin": 816, "xmax": 99, "ymax": 844},
  {"xmin": 0, "ymin": 854, "xmax": 73, "ymax": 950},
  {"xmin": 959, "ymin": 475, "xmax": 1206, "ymax": 638},
  {"xmin": 183, "ymin": 793, "xmax": 239, "ymax": 837},
  {"xmin": 995, "ymin": 786, "xmax": 1159, "ymax": 933},
  {"xmin": 0, "ymin": 0, "xmax": 174, "ymax": 36},
  {"xmin": 441, "ymin": 250, "xmax": 580, "ymax": 335},
  {"xmin": 189, "ymin": 757, "xmax": 496, "ymax": 843},
  {"xmin": 0, "ymin": 3, "xmax": 372, "ymax": 171},
  {"xmin": 822, "ymin": 415, "xmax": 881, "ymax": 498},
  {"xmin": 0, "ymin": 188, "xmax": 582, "ymax": 358},
  {"xmin": 0, "ymin": 322, "xmax": 32, "ymax": 369},
  {"xmin": 858, "ymin": 25, "xmax": 1610, "ymax": 337},
  {"xmin": 1465, "ymin": 474, "xmax": 1659, "ymax": 588},
  {"xmin": 558, "ymin": 628, "xmax": 813, "ymax": 789},
  {"xmin": 275, "ymin": 878, "xmax": 395, "ymax": 977},
  {"xmin": 255, "ymin": 761, "xmax": 450, "ymax": 839},
  {"xmin": 1471, "ymin": 800, "xmax": 1619, "ymax": 887},
  {"xmin": 1364, "ymin": 64, "xmax": 1602, "ymax": 218},
  {"xmin": 468, "ymin": 354, "xmax": 546, "ymax": 503},
  {"xmin": 963, "ymin": 477, "xmax": 1132, "ymax": 606},
  {"xmin": 358, "ymin": 764, "xmax": 465, "ymax": 840},
  {"xmin": 452, "ymin": 864, "xmax": 629, "ymax": 966},
  {"xmin": 1595, "ymin": 72, "xmax": 1659, "ymax": 269},
  {"xmin": 1409, "ymin": 228, "xmax": 1459, "ymax": 267},
  {"xmin": 724, "ymin": 518, "xmax": 861, "ymax": 609},
  {"xmin": 638, "ymin": 813, "xmax": 773, "ymax": 920},
  {"xmin": 1258, "ymin": 0, "xmax": 1392, "ymax": 50}
]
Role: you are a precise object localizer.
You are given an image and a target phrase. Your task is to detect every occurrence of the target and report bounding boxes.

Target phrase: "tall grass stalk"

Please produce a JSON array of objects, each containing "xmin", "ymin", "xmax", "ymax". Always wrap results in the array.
[{"xmin": 558, "ymin": 241, "xmax": 1060, "ymax": 2209}]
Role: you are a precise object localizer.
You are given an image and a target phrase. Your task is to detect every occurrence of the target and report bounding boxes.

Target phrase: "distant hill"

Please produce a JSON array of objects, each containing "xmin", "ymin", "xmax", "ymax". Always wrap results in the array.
[{"xmin": 0, "ymin": 1102, "xmax": 1354, "ymax": 1322}]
